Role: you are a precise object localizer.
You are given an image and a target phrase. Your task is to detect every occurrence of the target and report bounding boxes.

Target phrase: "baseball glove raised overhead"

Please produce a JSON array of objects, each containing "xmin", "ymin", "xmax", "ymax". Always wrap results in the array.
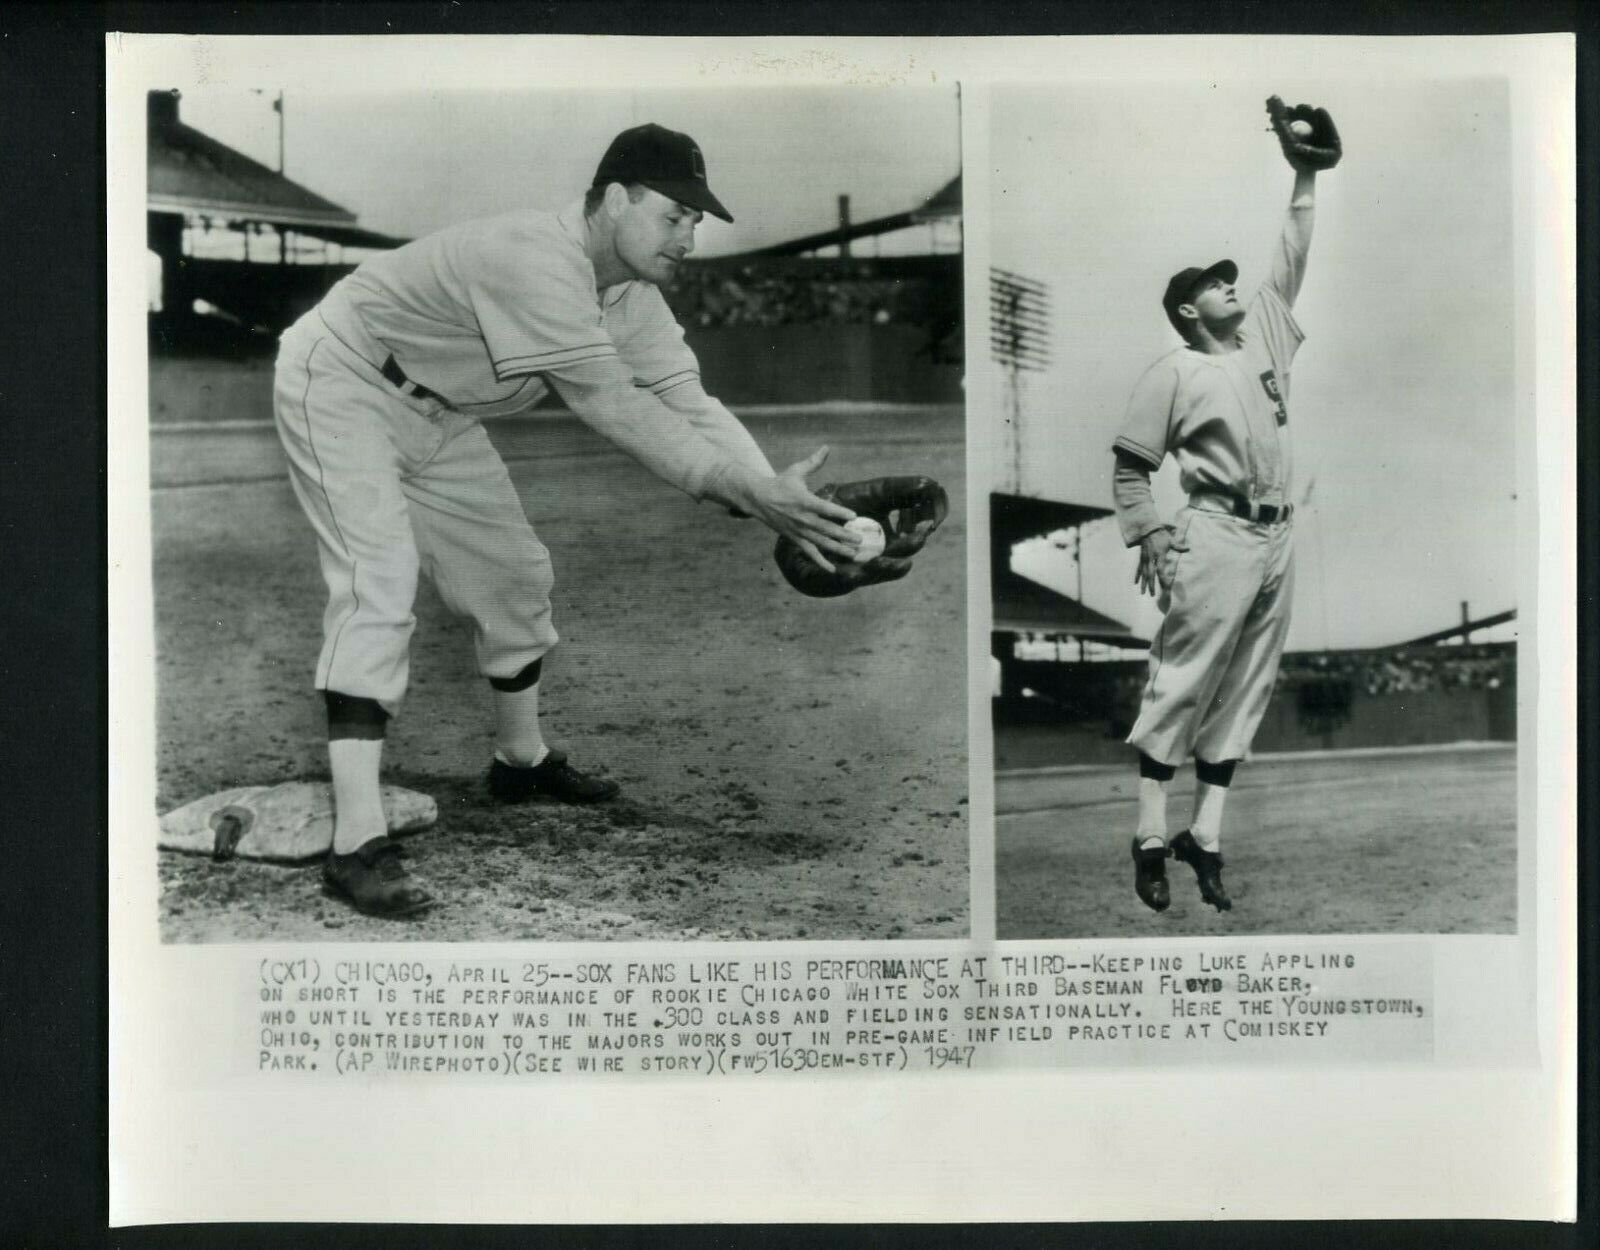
[
  {"xmin": 774, "ymin": 475, "xmax": 949, "ymax": 598},
  {"xmin": 1266, "ymin": 95, "xmax": 1343, "ymax": 171}
]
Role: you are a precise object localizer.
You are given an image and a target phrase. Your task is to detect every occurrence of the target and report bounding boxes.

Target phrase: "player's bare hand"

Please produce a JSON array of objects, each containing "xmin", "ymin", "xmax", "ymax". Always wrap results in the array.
[
  {"xmin": 1136, "ymin": 527, "xmax": 1174, "ymax": 597},
  {"xmin": 736, "ymin": 447, "xmax": 860, "ymax": 571}
]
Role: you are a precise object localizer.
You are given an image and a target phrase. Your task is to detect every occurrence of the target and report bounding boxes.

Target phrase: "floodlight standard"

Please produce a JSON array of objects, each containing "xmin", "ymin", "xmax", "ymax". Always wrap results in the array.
[{"xmin": 989, "ymin": 267, "xmax": 1051, "ymax": 494}]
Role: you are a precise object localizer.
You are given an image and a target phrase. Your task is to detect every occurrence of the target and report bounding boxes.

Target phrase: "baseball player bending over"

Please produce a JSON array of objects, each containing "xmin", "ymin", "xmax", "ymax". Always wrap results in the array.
[
  {"xmin": 272, "ymin": 124, "xmax": 863, "ymax": 917},
  {"xmin": 1110, "ymin": 98, "xmax": 1341, "ymax": 913}
]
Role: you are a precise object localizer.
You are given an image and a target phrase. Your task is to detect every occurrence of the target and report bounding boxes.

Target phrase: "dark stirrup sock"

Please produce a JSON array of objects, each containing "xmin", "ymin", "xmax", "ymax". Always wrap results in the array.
[
  {"xmin": 1194, "ymin": 756, "xmax": 1239, "ymax": 788},
  {"xmin": 1138, "ymin": 752, "xmax": 1177, "ymax": 782},
  {"xmin": 488, "ymin": 657, "xmax": 543, "ymax": 693},
  {"xmin": 324, "ymin": 691, "xmax": 389, "ymax": 740}
]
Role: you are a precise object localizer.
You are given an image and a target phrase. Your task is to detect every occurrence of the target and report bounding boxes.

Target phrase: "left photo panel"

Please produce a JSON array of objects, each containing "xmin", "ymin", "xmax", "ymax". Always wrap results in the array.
[{"xmin": 137, "ymin": 83, "xmax": 966, "ymax": 942}]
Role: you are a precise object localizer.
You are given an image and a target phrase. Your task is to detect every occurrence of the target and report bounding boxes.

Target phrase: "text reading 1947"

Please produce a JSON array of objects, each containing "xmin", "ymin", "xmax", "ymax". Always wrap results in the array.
[{"xmin": 252, "ymin": 942, "xmax": 1430, "ymax": 1076}]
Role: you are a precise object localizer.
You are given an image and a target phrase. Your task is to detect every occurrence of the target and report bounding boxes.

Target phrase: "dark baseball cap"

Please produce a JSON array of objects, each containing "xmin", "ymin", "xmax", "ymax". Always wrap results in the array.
[
  {"xmin": 592, "ymin": 123, "xmax": 733, "ymax": 223},
  {"xmin": 1162, "ymin": 259, "xmax": 1238, "ymax": 335}
]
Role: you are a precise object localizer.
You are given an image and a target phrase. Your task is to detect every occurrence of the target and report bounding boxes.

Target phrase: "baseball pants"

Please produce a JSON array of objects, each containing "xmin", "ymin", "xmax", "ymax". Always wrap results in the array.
[
  {"xmin": 272, "ymin": 312, "xmax": 559, "ymax": 716},
  {"xmin": 1127, "ymin": 503, "xmax": 1295, "ymax": 766}
]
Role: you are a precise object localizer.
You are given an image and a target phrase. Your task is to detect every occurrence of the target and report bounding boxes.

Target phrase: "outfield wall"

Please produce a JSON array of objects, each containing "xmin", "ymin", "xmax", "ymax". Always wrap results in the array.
[
  {"xmin": 148, "ymin": 322, "xmax": 960, "ymax": 423},
  {"xmin": 685, "ymin": 324, "xmax": 961, "ymax": 405},
  {"xmin": 1251, "ymin": 680, "xmax": 1515, "ymax": 753},
  {"xmin": 995, "ymin": 651, "xmax": 1516, "ymax": 768},
  {"xmin": 148, "ymin": 356, "xmax": 277, "ymax": 424}
]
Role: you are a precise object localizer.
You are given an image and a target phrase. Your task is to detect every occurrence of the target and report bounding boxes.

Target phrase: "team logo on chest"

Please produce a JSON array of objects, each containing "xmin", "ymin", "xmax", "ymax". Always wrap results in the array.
[{"xmin": 1259, "ymin": 369, "xmax": 1288, "ymax": 426}]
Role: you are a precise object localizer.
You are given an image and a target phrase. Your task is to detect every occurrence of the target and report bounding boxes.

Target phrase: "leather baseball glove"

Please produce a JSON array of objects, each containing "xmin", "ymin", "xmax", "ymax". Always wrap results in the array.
[
  {"xmin": 774, "ymin": 475, "xmax": 949, "ymax": 598},
  {"xmin": 1266, "ymin": 95, "xmax": 1343, "ymax": 171}
]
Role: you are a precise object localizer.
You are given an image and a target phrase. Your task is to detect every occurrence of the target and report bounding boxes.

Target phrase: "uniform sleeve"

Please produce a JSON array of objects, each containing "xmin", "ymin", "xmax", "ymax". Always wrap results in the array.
[
  {"xmin": 658, "ymin": 381, "xmax": 775, "ymax": 478},
  {"xmin": 1112, "ymin": 451, "xmax": 1166, "ymax": 547},
  {"xmin": 1249, "ymin": 285, "xmax": 1306, "ymax": 379},
  {"xmin": 1111, "ymin": 357, "xmax": 1179, "ymax": 471},
  {"xmin": 462, "ymin": 222, "xmax": 620, "ymax": 382},
  {"xmin": 617, "ymin": 285, "xmax": 774, "ymax": 478},
  {"xmin": 617, "ymin": 284, "xmax": 703, "ymax": 398},
  {"xmin": 1263, "ymin": 198, "xmax": 1314, "ymax": 308},
  {"xmin": 1248, "ymin": 194, "xmax": 1313, "ymax": 375},
  {"xmin": 542, "ymin": 353, "xmax": 736, "ymax": 502}
]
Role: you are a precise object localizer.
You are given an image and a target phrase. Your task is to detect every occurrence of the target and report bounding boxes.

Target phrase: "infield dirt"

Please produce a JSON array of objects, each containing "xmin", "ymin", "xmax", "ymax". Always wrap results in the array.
[
  {"xmin": 149, "ymin": 404, "xmax": 967, "ymax": 942},
  {"xmin": 996, "ymin": 744, "xmax": 1517, "ymax": 938}
]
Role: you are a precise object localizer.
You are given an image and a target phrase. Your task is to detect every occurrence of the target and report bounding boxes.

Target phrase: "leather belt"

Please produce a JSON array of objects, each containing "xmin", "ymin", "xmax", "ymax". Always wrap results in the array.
[
  {"xmin": 380, "ymin": 353, "xmax": 444, "ymax": 404},
  {"xmin": 1193, "ymin": 491, "xmax": 1293, "ymax": 525}
]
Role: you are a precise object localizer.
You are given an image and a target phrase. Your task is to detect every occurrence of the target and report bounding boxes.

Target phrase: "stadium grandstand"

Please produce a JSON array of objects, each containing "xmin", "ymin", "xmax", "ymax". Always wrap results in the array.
[
  {"xmin": 992, "ymin": 521, "xmax": 1516, "ymax": 764},
  {"xmin": 147, "ymin": 91, "xmax": 961, "ymax": 410}
]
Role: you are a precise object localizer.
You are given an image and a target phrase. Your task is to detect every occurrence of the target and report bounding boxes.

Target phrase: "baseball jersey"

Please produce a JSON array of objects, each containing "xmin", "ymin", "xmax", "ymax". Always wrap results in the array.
[
  {"xmin": 1112, "ymin": 202, "xmax": 1311, "ymax": 545},
  {"xmin": 314, "ymin": 201, "xmax": 769, "ymax": 499}
]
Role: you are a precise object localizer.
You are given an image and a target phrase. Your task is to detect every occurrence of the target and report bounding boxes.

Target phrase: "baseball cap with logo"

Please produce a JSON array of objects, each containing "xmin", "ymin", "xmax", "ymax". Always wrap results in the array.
[
  {"xmin": 592, "ymin": 123, "xmax": 733, "ymax": 224},
  {"xmin": 1162, "ymin": 259, "xmax": 1238, "ymax": 335}
]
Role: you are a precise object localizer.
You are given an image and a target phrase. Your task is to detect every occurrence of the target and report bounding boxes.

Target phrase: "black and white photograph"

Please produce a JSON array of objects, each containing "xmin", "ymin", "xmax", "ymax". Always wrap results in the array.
[
  {"xmin": 103, "ymin": 33, "xmax": 1576, "ymax": 1231},
  {"xmin": 988, "ymin": 78, "xmax": 1523, "ymax": 937},
  {"xmin": 141, "ymin": 81, "xmax": 966, "ymax": 942}
]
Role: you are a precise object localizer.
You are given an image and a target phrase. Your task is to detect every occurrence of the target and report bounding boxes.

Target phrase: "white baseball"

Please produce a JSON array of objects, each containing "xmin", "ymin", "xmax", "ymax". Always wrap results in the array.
[
  {"xmin": 844, "ymin": 516, "xmax": 886, "ymax": 563},
  {"xmin": 1288, "ymin": 119, "xmax": 1314, "ymax": 139}
]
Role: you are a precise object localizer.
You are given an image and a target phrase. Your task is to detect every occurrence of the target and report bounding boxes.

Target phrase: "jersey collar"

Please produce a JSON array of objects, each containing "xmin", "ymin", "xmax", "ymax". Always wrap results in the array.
[{"xmin": 557, "ymin": 197, "xmax": 632, "ymax": 309}]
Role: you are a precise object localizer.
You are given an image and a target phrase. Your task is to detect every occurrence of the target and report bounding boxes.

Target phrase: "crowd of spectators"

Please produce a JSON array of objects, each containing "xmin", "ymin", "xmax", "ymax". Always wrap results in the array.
[
  {"xmin": 1282, "ymin": 646, "xmax": 1513, "ymax": 695},
  {"xmin": 1098, "ymin": 645, "xmax": 1514, "ymax": 721},
  {"xmin": 665, "ymin": 261, "xmax": 936, "ymax": 329},
  {"xmin": 155, "ymin": 256, "xmax": 958, "ymax": 356}
]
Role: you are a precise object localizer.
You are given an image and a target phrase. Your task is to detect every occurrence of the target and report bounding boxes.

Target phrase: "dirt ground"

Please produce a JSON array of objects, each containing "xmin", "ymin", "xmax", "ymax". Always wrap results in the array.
[
  {"xmin": 996, "ymin": 744, "xmax": 1517, "ymax": 938},
  {"xmin": 150, "ymin": 404, "xmax": 967, "ymax": 942}
]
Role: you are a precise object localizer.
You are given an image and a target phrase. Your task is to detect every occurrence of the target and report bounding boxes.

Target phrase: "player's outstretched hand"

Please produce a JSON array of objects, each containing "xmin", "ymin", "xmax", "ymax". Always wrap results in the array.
[
  {"xmin": 1136, "ymin": 527, "xmax": 1175, "ymax": 598},
  {"xmin": 737, "ymin": 446, "xmax": 861, "ymax": 572},
  {"xmin": 774, "ymin": 475, "xmax": 950, "ymax": 599}
]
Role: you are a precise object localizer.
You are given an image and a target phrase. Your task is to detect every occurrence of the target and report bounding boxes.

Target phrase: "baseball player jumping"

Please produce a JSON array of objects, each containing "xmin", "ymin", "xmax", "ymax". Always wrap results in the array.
[
  {"xmin": 272, "ymin": 124, "xmax": 869, "ymax": 918},
  {"xmin": 1110, "ymin": 98, "xmax": 1341, "ymax": 914}
]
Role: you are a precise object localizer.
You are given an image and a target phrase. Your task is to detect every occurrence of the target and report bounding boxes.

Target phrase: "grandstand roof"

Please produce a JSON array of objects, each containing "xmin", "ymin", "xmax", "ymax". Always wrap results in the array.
[
  {"xmin": 1396, "ymin": 608, "xmax": 1516, "ymax": 646},
  {"xmin": 912, "ymin": 175, "xmax": 961, "ymax": 221},
  {"xmin": 992, "ymin": 491, "xmax": 1108, "ymax": 541},
  {"xmin": 146, "ymin": 90, "xmax": 409, "ymax": 249},
  {"xmin": 993, "ymin": 567, "xmax": 1147, "ymax": 646},
  {"xmin": 734, "ymin": 173, "xmax": 961, "ymax": 258},
  {"xmin": 988, "ymin": 491, "xmax": 1142, "ymax": 646}
]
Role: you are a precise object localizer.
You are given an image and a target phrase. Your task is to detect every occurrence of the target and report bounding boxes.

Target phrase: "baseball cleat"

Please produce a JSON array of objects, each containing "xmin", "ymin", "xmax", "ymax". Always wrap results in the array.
[
  {"xmin": 488, "ymin": 750, "xmax": 620, "ymax": 804},
  {"xmin": 322, "ymin": 835, "xmax": 435, "ymax": 918},
  {"xmin": 1170, "ymin": 830, "xmax": 1232, "ymax": 911},
  {"xmin": 1131, "ymin": 838, "xmax": 1171, "ymax": 912}
]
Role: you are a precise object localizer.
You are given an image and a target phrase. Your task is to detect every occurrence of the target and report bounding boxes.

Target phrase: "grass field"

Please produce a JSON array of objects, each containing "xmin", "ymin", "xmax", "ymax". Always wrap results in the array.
[
  {"xmin": 996, "ymin": 744, "xmax": 1517, "ymax": 937},
  {"xmin": 150, "ymin": 403, "xmax": 967, "ymax": 942}
]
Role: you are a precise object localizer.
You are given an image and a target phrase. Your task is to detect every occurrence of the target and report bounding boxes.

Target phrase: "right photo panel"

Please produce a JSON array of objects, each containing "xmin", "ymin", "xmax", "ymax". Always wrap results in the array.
[{"xmin": 990, "ymin": 78, "xmax": 1518, "ymax": 939}]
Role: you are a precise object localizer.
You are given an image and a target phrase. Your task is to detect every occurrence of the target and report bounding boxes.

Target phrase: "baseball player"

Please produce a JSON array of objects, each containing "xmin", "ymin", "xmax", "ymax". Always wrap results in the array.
[
  {"xmin": 272, "ymin": 123, "xmax": 865, "ymax": 918},
  {"xmin": 1110, "ymin": 98, "xmax": 1341, "ymax": 913}
]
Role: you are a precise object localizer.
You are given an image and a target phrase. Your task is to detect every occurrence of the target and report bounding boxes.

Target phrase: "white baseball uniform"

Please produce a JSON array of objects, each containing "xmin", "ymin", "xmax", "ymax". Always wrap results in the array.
[
  {"xmin": 1112, "ymin": 196, "xmax": 1312, "ymax": 766},
  {"xmin": 272, "ymin": 200, "xmax": 772, "ymax": 714}
]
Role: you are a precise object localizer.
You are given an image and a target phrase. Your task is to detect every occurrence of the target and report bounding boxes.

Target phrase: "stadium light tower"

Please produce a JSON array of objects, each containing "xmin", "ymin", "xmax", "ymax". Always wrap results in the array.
[
  {"xmin": 989, "ymin": 268, "xmax": 1051, "ymax": 494},
  {"xmin": 249, "ymin": 88, "xmax": 286, "ymax": 173}
]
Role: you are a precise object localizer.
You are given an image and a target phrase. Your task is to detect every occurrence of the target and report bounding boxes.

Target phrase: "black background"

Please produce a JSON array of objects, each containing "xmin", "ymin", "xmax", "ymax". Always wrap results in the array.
[{"xmin": 0, "ymin": 2, "xmax": 1592, "ymax": 1246}]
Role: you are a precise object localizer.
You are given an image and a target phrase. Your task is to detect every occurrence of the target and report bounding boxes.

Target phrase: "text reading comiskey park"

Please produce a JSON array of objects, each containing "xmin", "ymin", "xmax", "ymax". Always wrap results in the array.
[{"xmin": 250, "ymin": 944, "xmax": 1432, "ymax": 1076}]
